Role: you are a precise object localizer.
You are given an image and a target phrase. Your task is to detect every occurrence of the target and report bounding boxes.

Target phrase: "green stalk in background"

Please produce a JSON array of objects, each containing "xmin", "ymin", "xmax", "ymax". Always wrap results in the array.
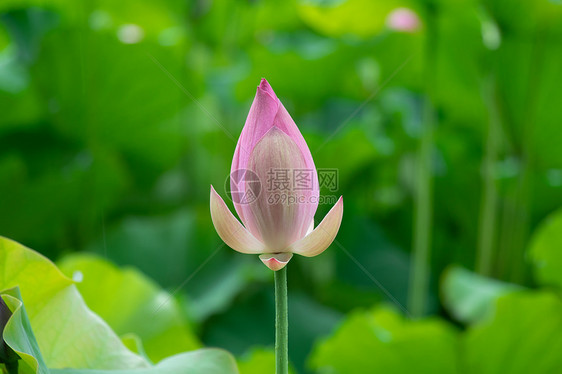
[
  {"xmin": 476, "ymin": 76, "xmax": 501, "ymax": 276},
  {"xmin": 408, "ymin": 5, "xmax": 437, "ymax": 318},
  {"xmin": 497, "ymin": 31, "xmax": 544, "ymax": 283},
  {"xmin": 275, "ymin": 267, "xmax": 288, "ymax": 374},
  {"xmin": 506, "ymin": 35, "xmax": 544, "ymax": 284},
  {"xmin": 408, "ymin": 96, "xmax": 435, "ymax": 317}
]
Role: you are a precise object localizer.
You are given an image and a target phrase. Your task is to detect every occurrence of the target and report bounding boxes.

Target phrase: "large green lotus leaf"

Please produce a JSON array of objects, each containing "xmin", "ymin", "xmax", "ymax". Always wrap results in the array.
[
  {"xmin": 237, "ymin": 37, "xmax": 368, "ymax": 109},
  {"xmin": 0, "ymin": 0, "xmax": 185, "ymax": 34},
  {"xmin": 0, "ymin": 236, "xmax": 148, "ymax": 369},
  {"xmin": 1, "ymin": 286, "xmax": 239, "ymax": 374},
  {"xmin": 297, "ymin": 0, "xmax": 414, "ymax": 38},
  {"xmin": 441, "ymin": 266, "xmax": 522, "ymax": 324},
  {"xmin": 32, "ymin": 30, "xmax": 185, "ymax": 171},
  {"xmin": 120, "ymin": 333, "xmax": 149, "ymax": 359},
  {"xmin": 57, "ymin": 253, "xmax": 200, "ymax": 363},
  {"xmin": 84, "ymin": 211, "xmax": 195, "ymax": 289},
  {"xmin": 0, "ymin": 148, "xmax": 128, "ymax": 258},
  {"xmin": 0, "ymin": 0, "xmax": 69, "ymax": 13},
  {"xmin": 1, "ymin": 288, "xmax": 48, "ymax": 374},
  {"xmin": 528, "ymin": 208, "xmax": 562, "ymax": 288},
  {"xmin": 192, "ymin": 0, "xmax": 301, "ymax": 47},
  {"xmin": 50, "ymin": 349, "xmax": 239, "ymax": 374},
  {"xmin": 81, "ymin": 209, "xmax": 272, "ymax": 325},
  {"xmin": 306, "ymin": 127, "xmax": 381, "ymax": 194},
  {"xmin": 432, "ymin": 3, "xmax": 486, "ymax": 128},
  {"xmin": 91, "ymin": 0, "xmax": 187, "ymax": 38},
  {"xmin": 309, "ymin": 306, "xmax": 458, "ymax": 374},
  {"xmin": 493, "ymin": 35, "xmax": 562, "ymax": 170},
  {"xmin": 464, "ymin": 291, "xmax": 562, "ymax": 374}
]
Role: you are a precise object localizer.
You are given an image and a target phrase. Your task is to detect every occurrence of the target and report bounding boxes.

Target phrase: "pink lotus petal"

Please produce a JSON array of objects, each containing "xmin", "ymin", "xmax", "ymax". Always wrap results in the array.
[
  {"xmin": 306, "ymin": 220, "xmax": 314, "ymax": 235},
  {"xmin": 231, "ymin": 79, "xmax": 319, "ymax": 245},
  {"xmin": 271, "ymin": 101, "xmax": 319, "ymax": 220},
  {"xmin": 289, "ymin": 197, "xmax": 343, "ymax": 257},
  {"xmin": 259, "ymin": 253, "xmax": 293, "ymax": 271},
  {"xmin": 244, "ymin": 127, "xmax": 314, "ymax": 251},
  {"xmin": 209, "ymin": 185, "xmax": 266, "ymax": 254}
]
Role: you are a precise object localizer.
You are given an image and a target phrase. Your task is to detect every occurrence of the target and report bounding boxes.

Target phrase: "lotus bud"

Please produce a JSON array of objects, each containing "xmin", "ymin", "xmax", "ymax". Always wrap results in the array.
[{"xmin": 210, "ymin": 79, "xmax": 343, "ymax": 271}]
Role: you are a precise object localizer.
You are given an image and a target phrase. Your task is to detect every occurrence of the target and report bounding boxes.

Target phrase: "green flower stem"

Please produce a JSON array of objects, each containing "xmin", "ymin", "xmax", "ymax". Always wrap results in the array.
[
  {"xmin": 408, "ymin": 4, "xmax": 437, "ymax": 318},
  {"xmin": 476, "ymin": 76, "xmax": 500, "ymax": 276},
  {"xmin": 274, "ymin": 266, "xmax": 288, "ymax": 374}
]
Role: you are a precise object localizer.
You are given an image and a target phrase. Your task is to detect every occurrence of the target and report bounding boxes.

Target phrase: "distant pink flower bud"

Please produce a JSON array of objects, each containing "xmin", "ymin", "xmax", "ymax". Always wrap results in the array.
[
  {"xmin": 210, "ymin": 79, "xmax": 343, "ymax": 271},
  {"xmin": 387, "ymin": 8, "xmax": 421, "ymax": 33}
]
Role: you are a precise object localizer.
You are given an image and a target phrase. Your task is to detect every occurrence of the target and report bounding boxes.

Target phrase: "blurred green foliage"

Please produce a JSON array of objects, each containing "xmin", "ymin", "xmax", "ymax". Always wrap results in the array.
[
  {"xmin": 57, "ymin": 254, "xmax": 201, "ymax": 363},
  {"xmin": 1, "ymin": 0, "xmax": 562, "ymax": 373},
  {"xmin": 0, "ymin": 237, "xmax": 153, "ymax": 371}
]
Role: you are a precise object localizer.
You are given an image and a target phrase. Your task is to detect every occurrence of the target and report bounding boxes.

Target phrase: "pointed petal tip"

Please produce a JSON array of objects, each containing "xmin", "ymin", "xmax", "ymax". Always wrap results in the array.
[
  {"xmin": 209, "ymin": 185, "xmax": 266, "ymax": 254},
  {"xmin": 257, "ymin": 78, "xmax": 277, "ymax": 100},
  {"xmin": 259, "ymin": 78, "xmax": 270, "ymax": 89},
  {"xmin": 259, "ymin": 253, "xmax": 293, "ymax": 271},
  {"xmin": 289, "ymin": 196, "xmax": 344, "ymax": 257}
]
